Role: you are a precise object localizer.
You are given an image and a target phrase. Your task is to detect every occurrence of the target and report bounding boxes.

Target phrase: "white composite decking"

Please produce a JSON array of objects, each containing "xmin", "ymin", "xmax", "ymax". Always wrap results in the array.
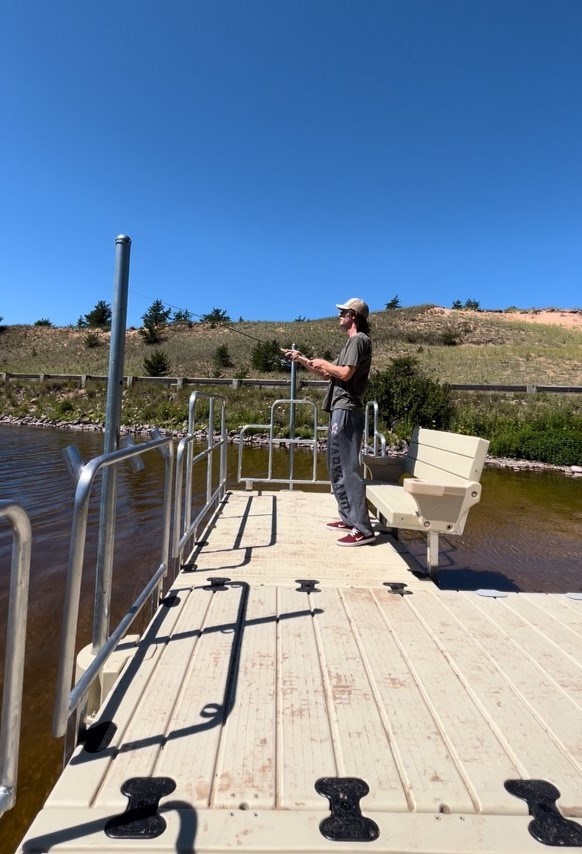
[{"xmin": 17, "ymin": 490, "xmax": 582, "ymax": 853}]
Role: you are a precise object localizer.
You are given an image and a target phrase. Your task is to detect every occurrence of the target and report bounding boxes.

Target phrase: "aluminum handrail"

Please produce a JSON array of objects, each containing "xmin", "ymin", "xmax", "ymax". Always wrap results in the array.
[
  {"xmin": 237, "ymin": 398, "xmax": 387, "ymax": 489},
  {"xmin": 0, "ymin": 501, "xmax": 32, "ymax": 818},
  {"xmin": 237, "ymin": 397, "xmax": 329, "ymax": 489},
  {"xmin": 52, "ymin": 434, "xmax": 173, "ymax": 738},
  {"xmin": 364, "ymin": 401, "xmax": 387, "ymax": 456},
  {"xmin": 172, "ymin": 391, "xmax": 228, "ymax": 561}
]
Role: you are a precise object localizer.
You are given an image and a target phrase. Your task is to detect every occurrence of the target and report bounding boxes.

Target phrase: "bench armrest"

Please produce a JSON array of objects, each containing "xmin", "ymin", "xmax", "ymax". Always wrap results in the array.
[
  {"xmin": 404, "ymin": 479, "xmax": 482, "ymax": 533},
  {"xmin": 403, "ymin": 479, "xmax": 473, "ymax": 498}
]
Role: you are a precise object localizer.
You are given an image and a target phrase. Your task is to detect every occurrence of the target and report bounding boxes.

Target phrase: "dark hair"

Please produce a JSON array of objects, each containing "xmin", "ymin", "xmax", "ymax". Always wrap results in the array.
[{"xmin": 356, "ymin": 314, "xmax": 370, "ymax": 335}]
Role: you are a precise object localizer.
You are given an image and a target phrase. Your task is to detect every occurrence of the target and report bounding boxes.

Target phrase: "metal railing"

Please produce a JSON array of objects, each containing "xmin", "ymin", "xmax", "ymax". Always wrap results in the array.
[
  {"xmin": 52, "ymin": 433, "xmax": 174, "ymax": 738},
  {"xmin": 173, "ymin": 391, "xmax": 228, "ymax": 561},
  {"xmin": 364, "ymin": 401, "xmax": 387, "ymax": 457},
  {"xmin": 237, "ymin": 397, "xmax": 329, "ymax": 490},
  {"xmin": 237, "ymin": 397, "xmax": 387, "ymax": 489},
  {"xmin": 0, "ymin": 502, "xmax": 32, "ymax": 818}
]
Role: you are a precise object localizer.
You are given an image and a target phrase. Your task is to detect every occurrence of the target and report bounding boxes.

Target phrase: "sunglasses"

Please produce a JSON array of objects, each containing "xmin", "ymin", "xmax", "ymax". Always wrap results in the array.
[{"xmin": 338, "ymin": 309, "xmax": 353, "ymax": 317}]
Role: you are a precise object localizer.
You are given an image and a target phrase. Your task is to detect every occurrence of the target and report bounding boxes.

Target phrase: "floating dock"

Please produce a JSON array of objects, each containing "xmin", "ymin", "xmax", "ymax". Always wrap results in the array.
[{"xmin": 17, "ymin": 489, "xmax": 582, "ymax": 852}]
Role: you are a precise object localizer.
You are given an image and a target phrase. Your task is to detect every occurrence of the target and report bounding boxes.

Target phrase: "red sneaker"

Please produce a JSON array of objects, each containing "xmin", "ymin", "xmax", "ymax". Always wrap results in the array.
[
  {"xmin": 337, "ymin": 528, "xmax": 375, "ymax": 547},
  {"xmin": 325, "ymin": 520, "xmax": 348, "ymax": 530}
]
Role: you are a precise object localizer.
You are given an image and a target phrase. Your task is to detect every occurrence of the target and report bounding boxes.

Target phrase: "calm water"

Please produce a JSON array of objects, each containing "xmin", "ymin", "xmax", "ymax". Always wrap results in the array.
[{"xmin": 0, "ymin": 424, "xmax": 581, "ymax": 850}]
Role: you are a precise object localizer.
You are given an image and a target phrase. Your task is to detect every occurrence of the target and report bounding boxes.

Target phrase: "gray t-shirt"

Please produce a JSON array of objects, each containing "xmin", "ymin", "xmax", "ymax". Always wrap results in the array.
[{"xmin": 322, "ymin": 332, "xmax": 372, "ymax": 412}]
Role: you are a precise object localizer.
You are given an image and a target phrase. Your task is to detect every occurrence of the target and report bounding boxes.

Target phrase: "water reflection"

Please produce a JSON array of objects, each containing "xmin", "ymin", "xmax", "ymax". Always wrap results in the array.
[
  {"xmin": 421, "ymin": 468, "xmax": 582, "ymax": 592},
  {"xmin": 0, "ymin": 425, "xmax": 581, "ymax": 849}
]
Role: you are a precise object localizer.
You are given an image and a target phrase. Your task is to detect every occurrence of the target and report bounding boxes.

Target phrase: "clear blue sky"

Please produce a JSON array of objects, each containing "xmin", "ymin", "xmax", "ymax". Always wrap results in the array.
[{"xmin": 1, "ymin": 0, "xmax": 581, "ymax": 327}]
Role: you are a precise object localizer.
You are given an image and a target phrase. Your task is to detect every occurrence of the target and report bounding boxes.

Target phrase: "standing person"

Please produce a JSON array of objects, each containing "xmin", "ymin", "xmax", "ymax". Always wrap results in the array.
[{"xmin": 284, "ymin": 298, "xmax": 374, "ymax": 546}]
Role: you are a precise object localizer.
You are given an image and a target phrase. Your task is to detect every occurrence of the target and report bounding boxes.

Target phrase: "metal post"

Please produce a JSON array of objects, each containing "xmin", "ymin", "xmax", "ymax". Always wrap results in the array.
[
  {"xmin": 92, "ymin": 235, "xmax": 131, "ymax": 653},
  {"xmin": 289, "ymin": 342, "xmax": 297, "ymax": 488},
  {"xmin": 0, "ymin": 502, "xmax": 31, "ymax": 816}
]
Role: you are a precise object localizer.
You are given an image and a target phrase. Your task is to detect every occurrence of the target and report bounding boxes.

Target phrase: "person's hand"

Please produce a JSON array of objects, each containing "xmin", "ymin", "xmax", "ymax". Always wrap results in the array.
[
  {"xmin": 309, "ymin": 358, "xmax": 331, "ymax": 378},
  {"xmin": 281, "ymin": 348, "xmax": 303, "ymax": 362}
]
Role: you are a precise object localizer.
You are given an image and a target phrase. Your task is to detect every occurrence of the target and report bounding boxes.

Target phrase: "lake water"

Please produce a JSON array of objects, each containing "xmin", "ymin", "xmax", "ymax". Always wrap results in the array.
[{"xmin": 0, "ymin": 424, "xmax": 581, "ymax": 849}]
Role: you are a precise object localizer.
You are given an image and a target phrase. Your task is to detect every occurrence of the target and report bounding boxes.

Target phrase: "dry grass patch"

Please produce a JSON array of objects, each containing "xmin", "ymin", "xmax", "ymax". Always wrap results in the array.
[{"xmin": 0, "ymin": 308, "xmax": 580, "ymax": 386}]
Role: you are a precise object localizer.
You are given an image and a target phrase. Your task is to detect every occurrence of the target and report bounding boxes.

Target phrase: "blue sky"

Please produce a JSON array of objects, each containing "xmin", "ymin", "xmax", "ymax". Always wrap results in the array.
[{"xmin": 1, "ymin": 0, "xmax": 581, "ymax": 327}]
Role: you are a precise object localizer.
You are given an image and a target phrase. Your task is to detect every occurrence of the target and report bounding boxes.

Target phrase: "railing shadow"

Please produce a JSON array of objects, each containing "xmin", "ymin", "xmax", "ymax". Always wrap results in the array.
[
  {"xmin": 22, "ymin": 799, "xmax": 198, "ymax": 853},
  {"xmin": 72, "ymin": 578, "xmax": 323, "ymax": 763},
  {"xmin": 186, "ymin": 493, "xmax": 278, "ymax": 572}
]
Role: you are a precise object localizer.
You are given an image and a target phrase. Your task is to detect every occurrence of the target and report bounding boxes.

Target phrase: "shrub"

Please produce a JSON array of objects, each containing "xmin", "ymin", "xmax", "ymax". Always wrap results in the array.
[
  {"xmin": 172, "ymin": 308, "xmax": 193, "ymax": 324},
  {"xmin": 385, "ymin": 295, "xmax": 401, "ymax": 310},
  {"xmin": 453, "ymin": 394, "xmax": 582, "ymax": 466},
  {"xmin": 366, "ymin": 356, "xmax": 455, "ymax": 438},
  {"xmin": 491, "ymin": 425, "xmax": 582, "ymax": 466},
  {"xmin": 464, "ymin": 298, "xmax": 481, "ymax": 311},
  {"xmin": 84, "ymin": 331, "xmax": 101, "ymax": 348},
  {"xmin": 143, "ymin": 349, "xmax": 171, "ymax": 377},
  {"xmin": 251, "ymin": 339, "xmax": 286, "ymax": 372},
  {"xmin": 200, "ymin": 308, "xmax": 231, "ymax": 326},
  {"xmin": 57, "ymin": 399, "xmax": 74, "ymax": 416},
  {"xmin": 34, "ymin": 318, "xmax": 53, "ymax": 327},
  {"xmin": 139, "ymin": 299, "xmax": 171, "ymax": 344},
  {"xmin": 440, "ymin": 329, "xmax": 460, "ymax": 346},
  {"xmin": 139, "ymin": 319, "xmax": 163, "ymax": 345},
  {"xmin": 213, "ymin": 344, "xmax": 233, "ymax": 371}
]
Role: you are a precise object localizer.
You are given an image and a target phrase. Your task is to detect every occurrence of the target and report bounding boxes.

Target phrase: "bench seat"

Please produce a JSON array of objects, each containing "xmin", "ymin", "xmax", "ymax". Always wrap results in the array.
[{"xmin": 364, "ymin": 427, "xmax": 489, "ymax": 582}]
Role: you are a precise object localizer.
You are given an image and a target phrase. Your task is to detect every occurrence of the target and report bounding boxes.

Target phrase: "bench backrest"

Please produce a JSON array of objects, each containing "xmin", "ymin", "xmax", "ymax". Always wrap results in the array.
[{"xmin": 406, "ymin": 427, "xmax": 489, "ymax": 484}]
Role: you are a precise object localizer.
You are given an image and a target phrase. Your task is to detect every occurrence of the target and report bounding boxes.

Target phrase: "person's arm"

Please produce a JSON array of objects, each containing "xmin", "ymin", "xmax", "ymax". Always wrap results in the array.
[{"xmin": 310, "ymin": 358, "xmax": 355, "ymax": 382}]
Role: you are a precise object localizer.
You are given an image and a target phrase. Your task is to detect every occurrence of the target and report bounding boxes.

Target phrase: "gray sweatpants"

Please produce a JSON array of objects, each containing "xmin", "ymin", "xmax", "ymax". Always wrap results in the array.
[{"xmin": 327, "ymin": 408, "xmax": 373, "ymax": 536}]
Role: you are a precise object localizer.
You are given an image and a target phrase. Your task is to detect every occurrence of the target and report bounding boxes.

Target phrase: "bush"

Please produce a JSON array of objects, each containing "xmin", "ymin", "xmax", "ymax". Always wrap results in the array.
[
  {"xmin": 84, "ymin": 331, "xmax": 101, "ymax": 349},
  {"xmin": 366, "ymin": 356, "xmax": 455, "ymax": 438},
  {"xmin": 200, "ymin": 308, "xmax": 231, "ymax": 326},
  {"xmin": 440, "ymin": 329, "xmax": 460, "ymax": 346},
  {"xmin": 453, "ymin": 394, "xmax": 582, "ymax": 466},
  {"xmin": 139, "ymin": 320, "xmax": 163, "ymax": 345},
  {"xmin": 143, "ymin": 349, "xmax": 171, "ymax": 377},
  {"xmin": 213, "ymin": 344, "xmax": 233, "ymax": 371},
  {"xmin": 251, "ymin": 339, "xmax": 286, "ymax": 372},
  {"xmin": 491, "ymin": 426, "xmax": 582, "ymax": 465},
  {"xmin": 452, "ymin": 298, "xmax": 480, "ymax": 311},
  {"xmin": 172, "ymin": 309, "xmax": 193, "ymax": 325},
  {"xmin": 34, "ymin": 318, "xmax": 53, "ymax": 327},
  {"xmin": 57, "ymin": 399, "xmax": 74, "ymax": 416},
  {"xmin": 139, "ymin": 299, "xmax": 171, "ymax": 344}
]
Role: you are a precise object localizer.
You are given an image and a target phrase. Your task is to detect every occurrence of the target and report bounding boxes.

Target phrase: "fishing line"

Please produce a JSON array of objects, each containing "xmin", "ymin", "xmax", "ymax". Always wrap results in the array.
[{"xmin": 131, "ymin": 291, "xmax": 294, "ymax": 356}]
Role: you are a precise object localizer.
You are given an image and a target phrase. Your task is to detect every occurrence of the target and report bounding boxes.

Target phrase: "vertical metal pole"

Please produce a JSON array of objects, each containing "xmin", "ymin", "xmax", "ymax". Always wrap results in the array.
[
  {"xmin": 206, "ymin": 397, "xmax": 214, "ymax": 504},
  {"xmin": 92, "ymin": 235, "xmax": 131, "ymax": 653},
  {"xmin": 289, "ymin": 342, "xmax": 297, "ymax": 488},
  {"xmin": 0, "ymin": 502, "xmax": 31, "ymax": 816}
]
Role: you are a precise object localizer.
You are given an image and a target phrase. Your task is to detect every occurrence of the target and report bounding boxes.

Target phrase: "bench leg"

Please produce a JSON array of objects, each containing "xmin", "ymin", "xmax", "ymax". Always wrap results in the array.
[
  {"xmin": 376, "ymin": 512, "xmax": 399, "ymax": 539},
  {"xmin": 426, "ymin": 531, "xmax": 439, "ymax": 583}
]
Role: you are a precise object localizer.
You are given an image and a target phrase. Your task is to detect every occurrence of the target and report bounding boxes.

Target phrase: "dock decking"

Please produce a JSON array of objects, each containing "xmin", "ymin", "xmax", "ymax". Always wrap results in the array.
[{"xmin": 18, "ymin": 490, "xmax": 582, "ymax": 852}]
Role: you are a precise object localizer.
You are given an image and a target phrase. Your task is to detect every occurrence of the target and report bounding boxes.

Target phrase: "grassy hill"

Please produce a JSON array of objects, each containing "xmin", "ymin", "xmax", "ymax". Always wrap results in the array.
[{"xmin": 1, "ymin": 305, "xmax": 581, "ymax": 385}]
